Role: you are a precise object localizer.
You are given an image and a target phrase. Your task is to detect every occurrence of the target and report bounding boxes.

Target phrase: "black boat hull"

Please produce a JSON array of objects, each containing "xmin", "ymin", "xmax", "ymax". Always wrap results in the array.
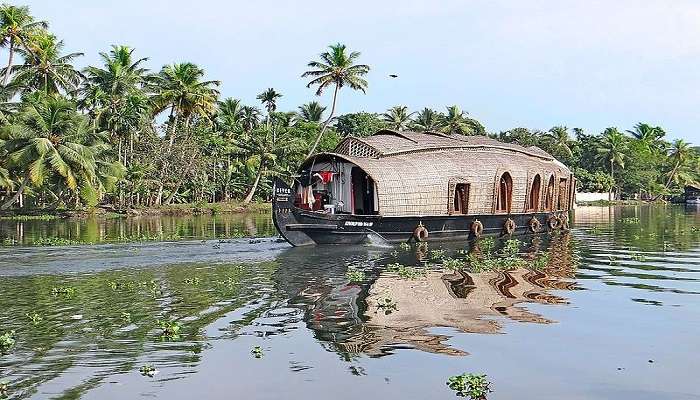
[{"xmin": 272, "ymin": 178, "xmax": 570, "ymax": 246}]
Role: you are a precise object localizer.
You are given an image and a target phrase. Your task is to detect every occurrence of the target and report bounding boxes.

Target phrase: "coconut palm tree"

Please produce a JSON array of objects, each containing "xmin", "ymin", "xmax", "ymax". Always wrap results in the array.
[
  {"xmin": 216, "ymin": 98, "xmax": 243, "ymax": 136},
  {"xmin": 626, "ymin": 122, "xmax": 665, "ymax": 153},
  {"xmin": 302, "ymin": 43, "xmax": 370, "ymax": 157},
  {"xmin": 0, "ymin": 94, "xmax": 102, "ymax": 209},
  {"xmin": 239, "ymin": 105, "xmax": 261, "ymax": 133},
  {"xmin": 297, "ymin": 101, "xmax": 326, "ymax": 123},
  {"xmin": 381, "ymin": 105, "xmax": 414, "ymax": 131},
  {"xmin": 236, "ymin": 122, "xmax": 304, "ymax": 204},
  {"xmin": 440, "ymin": 105, "xmax": 484, "ymax": 135},
  {"xmin": 657, "ymin": 139, "xmax": 694, "ymax": 198},
  {"xmin": 4, "ymin": 32, "xmax": 83, "ymax": 95},
  {"xmin": 544, "ymin": 126, "xmax": 574, "ymax": 158},
  {"xmin": 596, "ymin": 127, "xmax": 627, "ymax": 200},
  {"xmin": 150, "ymin": 62, "xmax": 220, "ymax": 150},
  {"xmin": 0, "ymin": 4, "xmax": 48, "ymax": 85},
  {"xmin": 411, "ymin": 108, "xmax": 444, "ymax": 132},
  {"xmin": 81, "ymin": 45, "xmax": 150, "ymax": 164},
  {"xmin": 256, "ymin": 88, "xmax": 282, "ymax": 115}
]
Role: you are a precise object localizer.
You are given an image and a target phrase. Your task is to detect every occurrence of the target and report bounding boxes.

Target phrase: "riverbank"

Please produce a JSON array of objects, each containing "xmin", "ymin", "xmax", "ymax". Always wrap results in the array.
[{"xmin": 0, "ymin": 201, "xmax": 272, "ymax": 220}]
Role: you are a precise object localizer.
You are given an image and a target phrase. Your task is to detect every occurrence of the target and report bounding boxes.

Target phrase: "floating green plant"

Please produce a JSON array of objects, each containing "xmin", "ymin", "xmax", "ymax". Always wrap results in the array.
[
  {"xmin": 0, "ymin": 381, "xmax": 8, "ymax": 399},
  {"xmin": 531, "ymin": 252, "xmax": 550, "ymax": 270},
  {"xmin": 446, "ymin": 373, "xmax": 492, "ymax": 399},
  {"xmin": 33, "ymin": 237, "xmax": 86, "ymax": 246},
  {"xmin": 157, "ymin": 320, "xmax": 181, "ymax": 339},
  {"xmin": 51, "ymin": 286, "xmax": 76, "ymax": 296},
  {"xmin": 376, "ymin": 297, "xmax": 398, "ymax": 315},
  {"xmin": 631, "ymin": 253, "xmax": 647, "ymax": 262},
  {"xmin": 621, "ymin": 217, "xmax": 640, "ymax": 224},
  {"xmin": 0, "ymin": 331, "xmax": 16, "ymax": 353},
  {"xmin": 589, "ymin": 226, "xmax": 601, "ymax": 235},
  {"xmin": 139, "ymin": 365, "xmax": 158, "ymax": 377},
  {"xmin": 121, "ymin": 312, "xmax": 132, "ymax": 323},
  {"xmin": 0, "ymin": 214, "xmax": 58, "ymax": 221},
  {"xmin": 251, "ymin": 345, "xmax": 264, "ymax": 358},
  {"xmin": 442, "ymin": 257, "xmax": 465, "ymax": 271},
  {"xmin": 386, "ymin": 263, "xmax": 425, "ymax": 279},
  {"xmin": 399, "ymin": 242, "xmax": 411, "ymax": 251},
  {"xmin": 345, "ymin": 267, "xmax": 366, "ymax": 283},
  {"xmin": 429, "ymin": 249, "xmax": 446, "ymax": 260},
  {"xmin": 183, "ymin": 277, "xmax": 202, "ymax": 285},
  {"xmin": 26, "ymin": 312, "xmax": 43, "ymax": 325}
]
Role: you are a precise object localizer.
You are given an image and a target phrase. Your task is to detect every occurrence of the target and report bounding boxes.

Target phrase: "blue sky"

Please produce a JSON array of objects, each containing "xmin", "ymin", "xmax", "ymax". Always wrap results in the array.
[{"xmin": 16, "ymin": 0, "xmax": 700, "ymax": 143}]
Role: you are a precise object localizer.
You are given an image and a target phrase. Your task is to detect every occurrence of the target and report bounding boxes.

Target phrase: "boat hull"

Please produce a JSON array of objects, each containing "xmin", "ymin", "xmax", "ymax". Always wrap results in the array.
[{"xmin": 273, "ymin": 178, "xmax": 570, "ymax": 246}]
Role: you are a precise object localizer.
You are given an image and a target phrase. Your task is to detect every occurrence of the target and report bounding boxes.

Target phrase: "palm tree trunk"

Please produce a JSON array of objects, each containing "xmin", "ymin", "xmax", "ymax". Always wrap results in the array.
[
  {"xmin": 163, "ymin": 158, "xmax": 195, "ymax": 205},
  {"xmin": 652, "ymin": 162, "xmax": 680, "ymax": 201},
  {"xmin": 243, "ymin": 160, "xmax": 265, "ymax": 205},
  {"xmin": 167, "ymin": 106, "xmax": 178, "ymax": 152},
  {"xmin": 3, "ymin": 39, "xmax": 14, "ymax": 86},
  {"xmin": 1, "ymin": 173, "xmax": 29, "ymax": 210},
  {"xmin": 306, "ymin": 83, "xmax": 339, "ymax": 158}
]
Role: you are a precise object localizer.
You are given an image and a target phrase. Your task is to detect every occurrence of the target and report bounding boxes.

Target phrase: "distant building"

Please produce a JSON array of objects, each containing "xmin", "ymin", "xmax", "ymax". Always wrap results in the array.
[{"xmin": 685, "ymin": 184, "xmax": 700, "ymax": 204}]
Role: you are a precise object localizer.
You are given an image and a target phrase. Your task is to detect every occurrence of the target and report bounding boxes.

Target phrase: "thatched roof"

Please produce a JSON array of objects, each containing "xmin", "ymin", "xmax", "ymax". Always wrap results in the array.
[
  {"xmin": 335, "ymin": 129, "xmax": 555, "ymax": 160},
  {"xmin": 304, "ymin": 130, "xmax": 573, "ymax": 216}
]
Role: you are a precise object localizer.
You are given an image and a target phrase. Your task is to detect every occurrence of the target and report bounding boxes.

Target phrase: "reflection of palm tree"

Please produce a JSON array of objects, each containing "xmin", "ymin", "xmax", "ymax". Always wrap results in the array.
[
  {"xmin": 596, "ymin": 127, "xmax": 627, "ymax": 200},
  {"xmin": 302, "ymin": 43, "xmax": 370, "ymax": 157}
]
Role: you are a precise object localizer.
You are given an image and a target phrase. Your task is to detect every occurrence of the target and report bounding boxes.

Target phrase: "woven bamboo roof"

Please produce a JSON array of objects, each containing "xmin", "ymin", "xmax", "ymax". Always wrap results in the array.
[
  {"xmin": 304, "ymin": 130, "xmax": 573, "ymax": 216},
  {"xmin": 334, "ymin": 129, "xmax": 555, "ymax": 160}
]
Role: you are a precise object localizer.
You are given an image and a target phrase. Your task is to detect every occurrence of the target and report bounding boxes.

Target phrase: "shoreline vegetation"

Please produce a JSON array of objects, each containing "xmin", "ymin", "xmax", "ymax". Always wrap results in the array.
[{"xmin": 0, "ymin": 4, "xmax": 698, "ymax": 218}]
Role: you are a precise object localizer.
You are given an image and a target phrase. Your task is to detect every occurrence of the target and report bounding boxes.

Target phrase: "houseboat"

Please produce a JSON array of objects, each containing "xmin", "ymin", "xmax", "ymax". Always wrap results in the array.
[{"xmin": 273, "ymin": 129, "xmax": 575, "ymax": 246}]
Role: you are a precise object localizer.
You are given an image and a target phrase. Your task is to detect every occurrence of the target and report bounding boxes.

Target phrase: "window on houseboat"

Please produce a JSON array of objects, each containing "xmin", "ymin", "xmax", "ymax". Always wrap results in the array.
[
  {"xmin": 496, "ymin": 172, "xmax": 513, "ymax": 213},
  {"xmin": 453, "ymin": 183, "xmax": 470, "ymax": 214},
  {"xmin": 528, "ymin": 175, "xmax": 541, "ymax": 211},
  {"xmin": 557, "ymin": 178, "xmax": 568, "ymax": 210},
  {"xmin": 545, "ymin": 175, "xmax": 555, "ymax": 210}
]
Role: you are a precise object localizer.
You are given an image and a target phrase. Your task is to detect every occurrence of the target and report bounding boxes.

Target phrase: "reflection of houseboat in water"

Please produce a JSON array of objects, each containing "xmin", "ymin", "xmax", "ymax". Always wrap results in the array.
[
  {"xmin": 273, "ymin": 130, "xmax": 575, "ymax": 246},
  {"xmin": 273, "ymin": 235, "xmax": 577, "ymax": 357}
]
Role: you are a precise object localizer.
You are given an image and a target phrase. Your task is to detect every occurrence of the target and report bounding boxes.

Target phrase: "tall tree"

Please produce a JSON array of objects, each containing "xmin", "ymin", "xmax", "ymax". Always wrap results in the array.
[
  {"xmin": 216, "ymin": 98, "xmax": 243, "ymax": 137},
  {"xmin": 256, "ymin": 87, "xmax": 282, "ymax": 115},
  {"xmin": 411, "ymin": 108, "xmax": 444, "ymax": 132},
  {"xmin": 297, "ymin": 101, "xmax": 326, "ymax": 123},
  {"xmin": 4, "ymin": 32, "xmax": 83, "ymax": 95},
  {"xmin": 381, "ymin": 105, "xmax": 414, "ymax": 131},
  {"xmin": 596, "ymin": 127, "xmax": 627, "ymax": 200},
  {"xmin": 626, "ymin": 122, "xmax": 665, "ymax": 154},
  {"xmin": 0, "ymin": 4, "xmax": 47, "ymax": 85},
  {"xmin": 150, "ymin": 62, "xmax": 220, "ymax": 149},
  {"xmin": 302, "ymin": 43, "xmax": 369, "ymax": 157},
  {"xmin": 0, "ymin": 94, "xmax": 104, "ymax": 209},
  {"xmin": 657, "ymin": 139, "xmax": 694, "ymax": 198},
  {"xmin": 440, "ymin": 105, "xmax": 484, "ymax": 135},
  {"xmin": 544, "ymin": 126, "xmax": 574, "ymax": 158},
  {"xmin": 81, "ymin": 45, "xmax": 150, "ymax": 165}
]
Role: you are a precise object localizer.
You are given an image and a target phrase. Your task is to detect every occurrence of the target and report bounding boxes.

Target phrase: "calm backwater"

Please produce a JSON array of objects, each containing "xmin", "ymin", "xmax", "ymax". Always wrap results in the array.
[{"xmin": 0, "ymin": 205, "xmax": 699, "ymax": 399}]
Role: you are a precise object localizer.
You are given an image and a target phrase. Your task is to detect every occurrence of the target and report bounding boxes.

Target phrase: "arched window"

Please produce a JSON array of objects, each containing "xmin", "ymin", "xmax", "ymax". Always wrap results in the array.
[
  {"xmin": 528, "ymin": 175, "xmax": 541, "ymax": 211},
  {"xmin": 496, "ymin": 172, "xmax": 513, "ymax": 213},
  {"xmin": 545, "ymin": 175, "xmax": 555, "ymax": 211}
]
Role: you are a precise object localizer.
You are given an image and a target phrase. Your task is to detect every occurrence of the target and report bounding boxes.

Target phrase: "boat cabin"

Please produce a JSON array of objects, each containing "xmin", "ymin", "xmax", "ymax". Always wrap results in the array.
[{"xmin": 293, "ymin": 129, "xmax": 575, "ymax": 218}]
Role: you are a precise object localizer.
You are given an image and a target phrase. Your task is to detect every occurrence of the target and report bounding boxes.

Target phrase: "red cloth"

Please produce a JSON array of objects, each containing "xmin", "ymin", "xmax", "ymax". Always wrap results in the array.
[{"xmin": 317, "ymin": 171, "xmax": 334, "ymax": 184}]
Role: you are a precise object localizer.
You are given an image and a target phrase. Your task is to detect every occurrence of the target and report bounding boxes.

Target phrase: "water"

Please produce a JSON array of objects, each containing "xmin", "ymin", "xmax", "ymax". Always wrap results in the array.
[{"xmin": 0, "ymin": 205, "xmax": 699, "ymax": 399}]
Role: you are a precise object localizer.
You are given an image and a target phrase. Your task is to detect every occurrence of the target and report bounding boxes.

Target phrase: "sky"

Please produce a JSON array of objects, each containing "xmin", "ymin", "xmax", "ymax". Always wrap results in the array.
[{"xmin": 13, "ymin": 0, "xmax": 700, "ymax": 143}]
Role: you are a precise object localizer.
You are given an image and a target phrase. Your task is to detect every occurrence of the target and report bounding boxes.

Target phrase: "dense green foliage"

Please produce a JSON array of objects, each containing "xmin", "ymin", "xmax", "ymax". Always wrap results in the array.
[{"xmin": 0, "ymin": 4, "xmax": 697, "ymax": 211}]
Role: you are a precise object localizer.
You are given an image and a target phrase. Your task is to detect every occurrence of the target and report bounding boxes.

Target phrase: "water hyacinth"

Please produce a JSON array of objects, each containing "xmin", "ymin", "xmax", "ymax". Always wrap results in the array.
[{"xmin": 446, "ymin": 373, "xmax": 492, "ymax": 399}]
